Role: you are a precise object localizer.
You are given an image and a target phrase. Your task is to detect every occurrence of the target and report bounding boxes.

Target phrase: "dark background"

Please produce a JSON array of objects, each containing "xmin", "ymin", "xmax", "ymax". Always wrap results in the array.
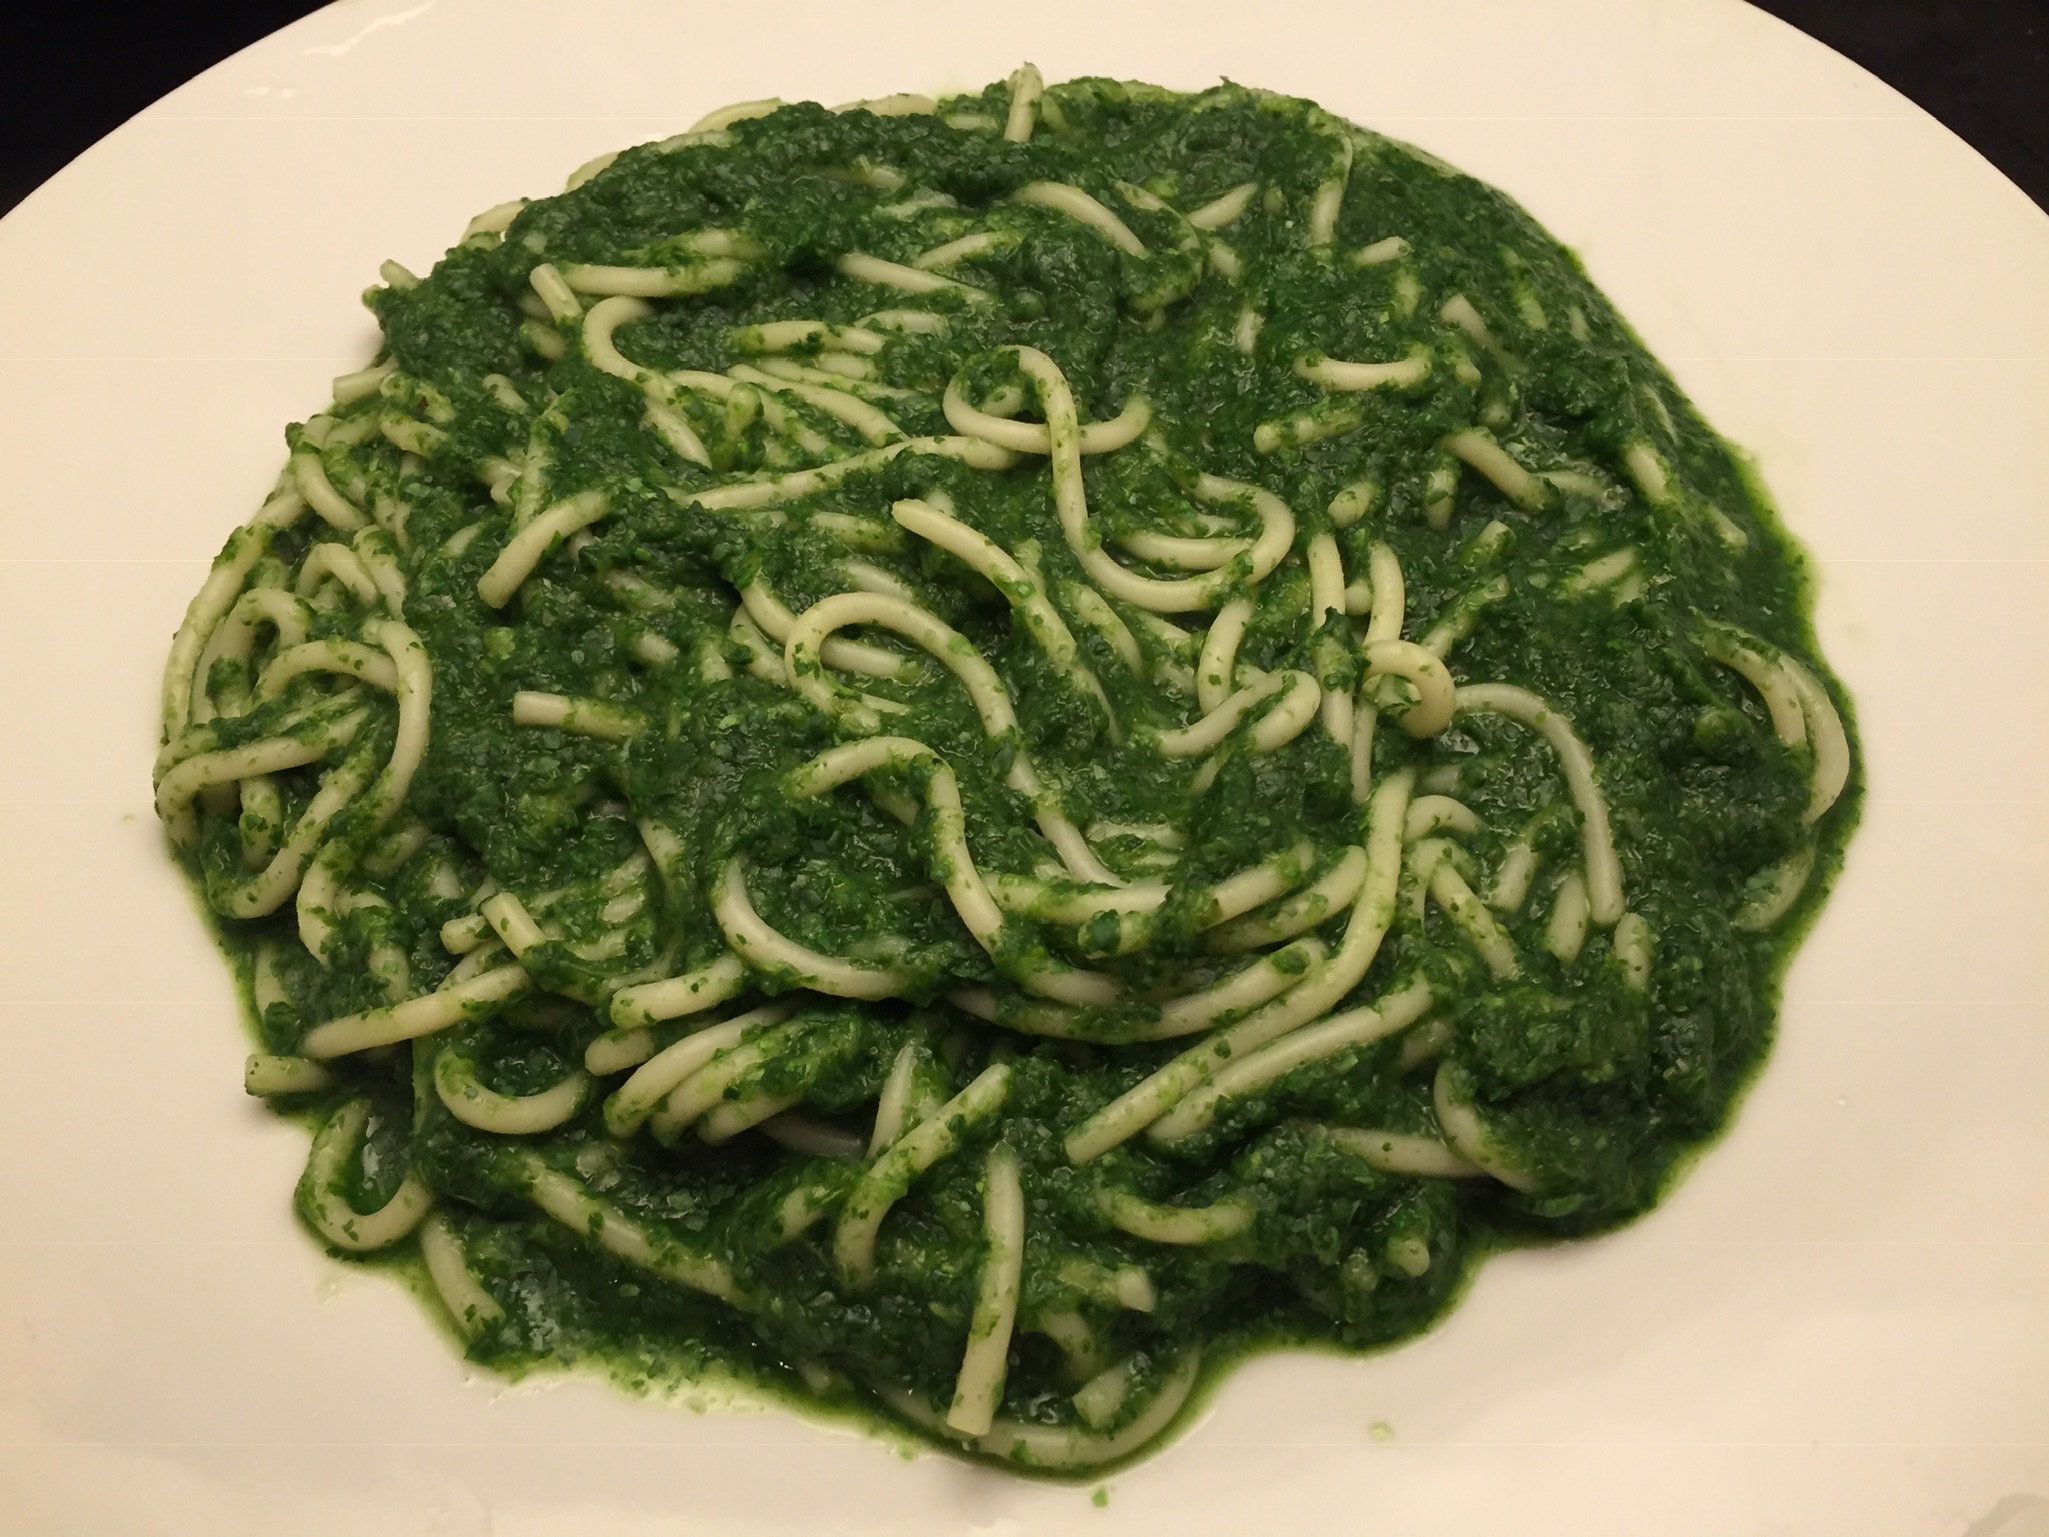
[{"xmin": 1, "ymin": 0, "xmax": 2043, "ymax": 219}]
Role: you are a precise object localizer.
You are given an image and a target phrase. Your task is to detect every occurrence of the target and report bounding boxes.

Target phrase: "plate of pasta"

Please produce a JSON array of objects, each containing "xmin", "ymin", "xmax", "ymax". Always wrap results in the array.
[{"xmin": 2, "ymin": 1, "xmax": 2045, "ymax": 1534}]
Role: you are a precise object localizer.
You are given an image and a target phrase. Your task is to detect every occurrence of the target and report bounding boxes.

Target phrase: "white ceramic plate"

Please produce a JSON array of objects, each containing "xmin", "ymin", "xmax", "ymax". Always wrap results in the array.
[{"xmin": 3, "ymin": 1, "xmax": 2045, "ymax": 1531}]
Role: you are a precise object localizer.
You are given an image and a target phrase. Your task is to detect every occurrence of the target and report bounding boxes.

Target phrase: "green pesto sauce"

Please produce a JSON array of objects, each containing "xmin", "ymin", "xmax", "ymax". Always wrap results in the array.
[{"xmin": 173, "ymin": 74, "xmax": 1858, "ymax": 1476}]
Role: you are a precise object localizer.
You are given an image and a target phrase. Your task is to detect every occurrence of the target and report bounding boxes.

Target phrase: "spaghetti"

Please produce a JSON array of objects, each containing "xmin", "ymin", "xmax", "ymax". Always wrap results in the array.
[{"xmin": 157, "ymin": 69, "xmax": 1856, "ymax": 1472}]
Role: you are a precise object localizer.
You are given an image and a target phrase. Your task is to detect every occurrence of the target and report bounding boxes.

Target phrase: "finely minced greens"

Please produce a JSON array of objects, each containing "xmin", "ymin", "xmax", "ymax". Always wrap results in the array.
[{"xmin": 157, "ymin": 71, "xmax": 1857, "ymax": 1474}]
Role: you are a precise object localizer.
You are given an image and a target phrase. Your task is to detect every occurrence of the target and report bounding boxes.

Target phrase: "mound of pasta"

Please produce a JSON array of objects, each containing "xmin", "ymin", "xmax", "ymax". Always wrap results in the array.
[{"xmin": 156, "ymin": 69, "xmax": 1855, "ymax": 1471}]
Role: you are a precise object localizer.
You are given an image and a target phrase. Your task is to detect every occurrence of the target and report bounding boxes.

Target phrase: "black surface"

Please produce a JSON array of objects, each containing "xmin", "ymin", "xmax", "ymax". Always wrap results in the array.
[
  {"xmin": 1, "ymin": 1, "xmax": 2043, "ymax": 219},
  {"xmin": 1752, "ymin": 0, "xmax": 2049, "ymax": 211}
]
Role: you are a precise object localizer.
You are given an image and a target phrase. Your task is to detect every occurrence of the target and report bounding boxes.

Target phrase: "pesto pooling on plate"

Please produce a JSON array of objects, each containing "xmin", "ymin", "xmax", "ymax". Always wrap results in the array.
[{"xmin": 154, "ymin": 68, "xmax": 1857, "ymax": 1471}]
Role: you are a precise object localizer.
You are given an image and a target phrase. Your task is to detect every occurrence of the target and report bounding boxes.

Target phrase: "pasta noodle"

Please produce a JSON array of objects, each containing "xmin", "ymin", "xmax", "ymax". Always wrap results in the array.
[{"xmin": 158, "ymin": 70, "xmax": 1856, "ymax": 1474}]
